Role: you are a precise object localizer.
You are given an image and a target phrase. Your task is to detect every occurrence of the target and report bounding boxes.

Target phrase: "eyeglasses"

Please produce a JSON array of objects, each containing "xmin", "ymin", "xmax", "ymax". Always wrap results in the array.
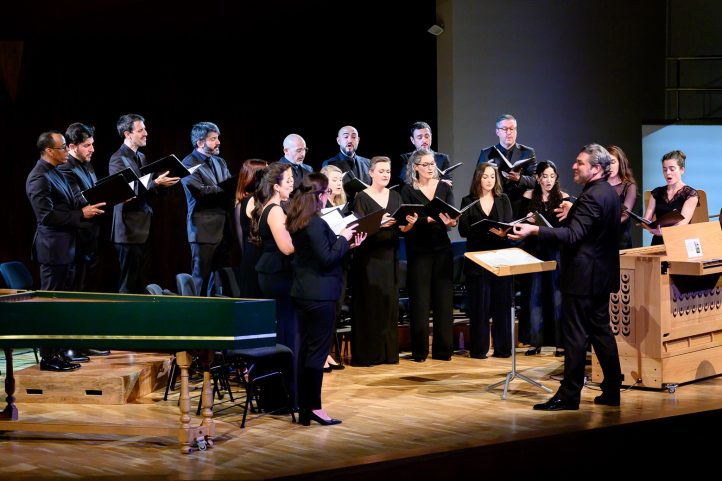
[
  {"xmin": 49, "ymin": 145, "xmax": 68, "ymax": 151},
  {"xmin": 418, "ymin": 162, "xmax": 436, "ymax": 168},
  {"xmin": 294, "ymin": 148, "xmax": 309, "ymax": 154},
  {"xmin": 496, "ymin": 127, "xmax": 516, "ymax": 133}
]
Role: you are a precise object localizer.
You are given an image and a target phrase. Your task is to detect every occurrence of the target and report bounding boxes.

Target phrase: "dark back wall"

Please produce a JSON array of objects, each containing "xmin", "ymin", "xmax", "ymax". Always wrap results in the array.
[{"xmin": 0, "ymin": 1, "xmax": 437, "ymax": 291}]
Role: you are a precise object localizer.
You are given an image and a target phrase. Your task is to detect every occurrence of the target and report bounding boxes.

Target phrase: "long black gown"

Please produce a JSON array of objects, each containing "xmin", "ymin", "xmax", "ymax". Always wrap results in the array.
[{"xmin": 350, "ymin": 190, "xmax": 401, "ymax": 365}]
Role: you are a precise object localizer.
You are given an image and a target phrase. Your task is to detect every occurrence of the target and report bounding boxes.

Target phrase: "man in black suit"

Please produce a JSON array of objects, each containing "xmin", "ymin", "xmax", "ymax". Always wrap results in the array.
[
  {"xmin": 399, "ymin": 121, "xmax": 453, "ymax": 186},
  {"xmin": 477, "ymin": 114, "xmax": 537, "ymax": 217},
  {"xmin": 181, "ymin": 121, "xmax": 232, "ymax": 296},
  {"xmin": 279, "ymin": 133, "xmax": 313, "ymax": 190},
  {"xmin": 58, "ymin": 123, "xmax": 100, "ymax": 293},
  {"xmin": 322, "ymin": 125, "xmax": 371, "ymax": 195},
  {"xmin": 109, "ymin": 114, "xmax": 179, "ymax": 294},
  {"xmin": 511, "ymin": 143, "xmax": 622, "ymax": 410},
  {"xmin": 26, "ymin": 130, "xmax": 106, "ymax": 371}
]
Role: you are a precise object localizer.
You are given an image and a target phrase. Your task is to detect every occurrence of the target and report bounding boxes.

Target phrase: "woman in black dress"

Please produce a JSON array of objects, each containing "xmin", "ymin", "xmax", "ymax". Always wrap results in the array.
[
  {"xmin": 351, "ymin": 156, "xmax": 416, "ymax": 366},
  {"xmin": 606, "ymin": 146, "xmax": 637, "ymax": 249},
  {"xmin": 458, "ymin": 162, "xmax": 513, "ymax": 359},
  {"xmin": 234, "ymin": 159, "xmax": 268, "ymax": 297},
  {"xmin": 643, "ymin": 150, "xmax": 698, "ymax": 246},
  {"xmin": 518, "ymin": 161, "xmax": 569, "ymax": 357},
  {"xmin": 400, "ymin": 149, "xmax": 456, "ymax": 362},
  {"xmin": 285, "ymin": 173, "xmax": 364, "ymax": 425}
]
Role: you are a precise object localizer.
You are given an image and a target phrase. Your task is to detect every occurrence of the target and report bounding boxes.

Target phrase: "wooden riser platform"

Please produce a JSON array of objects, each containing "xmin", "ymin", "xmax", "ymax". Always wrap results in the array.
[{"xmin": 14, "ymin": 351, "xmax": 170, "ymax": 404}]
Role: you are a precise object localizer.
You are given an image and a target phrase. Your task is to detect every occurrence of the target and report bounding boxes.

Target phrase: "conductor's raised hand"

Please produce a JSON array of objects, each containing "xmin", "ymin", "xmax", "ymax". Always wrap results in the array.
[
  {"xmin": 508, "ymin": 222, "xmax": 538, "ymax": 241},
  {"xmin": 155, "ymin": 170, "xmax": 180, "ymax": 187}
]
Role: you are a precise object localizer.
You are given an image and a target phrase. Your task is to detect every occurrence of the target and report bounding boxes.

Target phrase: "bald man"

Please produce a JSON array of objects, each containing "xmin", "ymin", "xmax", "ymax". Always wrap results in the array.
[{"xmin": 279, "ymin": 134, "xmax": 313, "ymax": 190}]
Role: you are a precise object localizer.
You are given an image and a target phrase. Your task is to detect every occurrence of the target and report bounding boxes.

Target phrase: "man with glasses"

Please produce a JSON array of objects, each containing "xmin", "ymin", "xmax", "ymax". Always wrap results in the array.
[
  {"xmin": 26, "ymin": 130, "xmax": 106, "ymax": 371},
  {"xmin": 478, "ymin": 114, "xmax": 537, "ymax": 217},
  {"xmin": 398, "ymin": 121, "xmax": 453, "ymax": 186},
  {"xmin": 109, "ymin": 114, "xmax": 179, "ymax": 294},
  {"xmin": 279, "ymin": 133, "xmax": 312, "ymax": 190},
  {"xmin": 180, "ymin": 121, "xmax": 233, "ymax": 296}
]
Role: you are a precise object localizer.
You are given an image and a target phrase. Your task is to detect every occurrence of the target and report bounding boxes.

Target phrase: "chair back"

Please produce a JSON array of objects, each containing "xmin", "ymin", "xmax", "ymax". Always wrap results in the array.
[
  {"xmin": 0, "ymin": 261, "xmax": 34, "ymax": 290},
  {"xmin": 175, "ymin": 273, "xmax": 198, "ymax": 296},
  {"xmin": 145, "ymin": 283, "xmax": 164, "ymax": 295},
  {"xmin": 214, "ymin": 267, "xmax": 241, "ymax": 297}
]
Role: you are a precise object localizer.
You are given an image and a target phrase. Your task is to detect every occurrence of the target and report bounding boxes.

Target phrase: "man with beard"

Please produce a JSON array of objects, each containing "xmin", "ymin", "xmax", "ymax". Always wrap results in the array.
[
  {"xmin": 398, "ymin": 121, "xmax": 453, "ymax": 186},
  {"xmin": 109, "ymin": 114, "xmax": 180, "ymax": 294},
  {"xmin": 322, "ymin": 125, "xmax": 371, "ymax": 200},
  {"xmin": 181, "ymin": 121, "xmax": 233, "ymax": 296},
  {"xmin": 58, "ymin": 123, "xmax": 101, "ymax": 293}
]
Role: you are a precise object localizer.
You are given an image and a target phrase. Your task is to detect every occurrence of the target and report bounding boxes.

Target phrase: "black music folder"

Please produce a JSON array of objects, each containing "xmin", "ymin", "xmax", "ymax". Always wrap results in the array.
[
  {"xmin": 436, "ymin": 162, "xmax": 463, "ymax": 177},
  {"xmin": 349, "ymin": 209, "xmax": 386, "ymax": 237},
  {"xmin": 388, "ymin": 204, "xmax": 425, "ymax": 225},
  {"xmin": 341, "ymin": 172, "xmax": 370, "ymax": 196},
  {"xmin": 625, "ymin": 207, "xmax": 685, "ymax": 231},
  {"xmin": 81, "ymin": 172, "xmax": 136, "ymax": 206},
  {"xmin": 471, "ymin": 213, "xmax": 536, "ymax": 238},
  {"xmin": 423, "ymin": 196, "xmax": 463, "ymax": 223},
  {"xmin": 139, "ymin": 154, "xmax": 201, "ymax": 179},
  {"xmin": 493, "ymin": 146, "xmax": 535, "ymax": 171}
]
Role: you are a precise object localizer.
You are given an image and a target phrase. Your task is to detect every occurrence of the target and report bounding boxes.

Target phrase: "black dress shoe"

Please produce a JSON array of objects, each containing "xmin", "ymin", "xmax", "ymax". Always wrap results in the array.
[
  {"xmin": 525, "ymin": 347, "xmax": 542, "ymax": 356},
  {"xmin": 533, "ymin": 396, "xmax": 579, "ymax": 411},
  {"xmin": 40, "ymin": 356, "xmax": 81, "ymax": 372},
  {"xmin": 431, "ymin": 355, "xmax": 452, "ymax": 361},
  {"xmin": 470, "ymin": 353, "xmax": 488, "ymax": 359},
  {"xmin": 323, "ymin": 365, "xmax": 333, "ymax": 373},
  {"xmin": 554, "ymin": 349, "xmax": 565, "ymax": 357},
  {"xmin": 492, "ymin": 352, "xmax": 511, "ymax": 358},
  {"xmin": 594, "ymin": 392, "xmax": 620, "ymax": 406},
  {"xmin": 298, "ymin": 409, "xmax": 342, "ymax": 426},
  {"xmin": 63, "ymin": 350, "xmax": 90, "ymax": 363},
  {"xmin": 402, "ymin": 354, "xmax": 426, "ymax": 362},
  {"xmin": 85, "ymin": 349, "xmax": 111, "ymax": 356}
]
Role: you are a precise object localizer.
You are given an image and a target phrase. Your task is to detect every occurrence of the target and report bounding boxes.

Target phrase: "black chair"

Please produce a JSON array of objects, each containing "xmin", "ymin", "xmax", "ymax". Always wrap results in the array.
[
  {"xmin": 0, "ymin": 261, "xmax": 39, "ymax": 363},
  {"xmin": 225, "ymin": 344, "xmax": 296, "ymax": 428},
  {"xmin": 213, "ymin": 267, "xmax": 241, "ymax": 298},
  {"xmin": 176, "ymin": 273, "xmax": 197, "ymax": 296}
]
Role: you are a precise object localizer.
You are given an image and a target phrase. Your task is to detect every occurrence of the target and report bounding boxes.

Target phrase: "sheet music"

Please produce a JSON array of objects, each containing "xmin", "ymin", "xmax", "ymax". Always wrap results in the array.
[
  {"xmin": 472, "ymin": 249, "xmax": 543, "ymax": 268},
  {"xmin": 188, "ymin": 163, "xmax": 202, "ymax": 174}
]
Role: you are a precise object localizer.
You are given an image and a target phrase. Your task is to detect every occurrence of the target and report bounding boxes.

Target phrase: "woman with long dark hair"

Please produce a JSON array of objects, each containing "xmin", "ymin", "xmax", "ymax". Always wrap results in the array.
[
  {"xmin": 252, "ymin": 161, "xmax": 298, "ymax": 407},
  {"xmin": 285, "ymin": 173, "xmax": 365, "ymax": 425},
  {"xmin": 518, "ymin": 161, "xmax": 569, "ymax": 357},
  {"xmin": 606, "ymin": 146, "xmax": 637, "ymax": 249},
  {"xmin": 458, "ymin": 162, "xmax": 513, "ymax": 359},
  {"xmin": 234, "ymin": 158, "xmax": 268, "ymax": 297}
]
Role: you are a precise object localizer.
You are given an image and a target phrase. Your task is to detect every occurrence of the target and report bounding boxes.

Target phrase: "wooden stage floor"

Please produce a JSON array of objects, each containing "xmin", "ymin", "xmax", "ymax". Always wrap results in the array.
[{"xmin": 1, "ymin": 348, "xmax": 721, "ymax": 480}]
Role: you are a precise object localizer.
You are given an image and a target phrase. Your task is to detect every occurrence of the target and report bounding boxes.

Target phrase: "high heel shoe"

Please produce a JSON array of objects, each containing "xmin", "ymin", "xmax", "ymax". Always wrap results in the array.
[
  {"xmin": 525, "ymin": 346, "xmax": 542, "ymax": 356},
  {"xmin": 298, "ymin": 409, "xmax": 342, "ymax": 426},
  {"xmin": 328, "ymin": 362, "xmax": 345, "ymax": 370}
]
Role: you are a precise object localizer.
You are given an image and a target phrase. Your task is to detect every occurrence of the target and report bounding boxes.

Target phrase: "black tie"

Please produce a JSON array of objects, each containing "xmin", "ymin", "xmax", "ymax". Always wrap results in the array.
[
  {"xmin": 207, "ymin": 157, "xmax": 220, "ymax": 183},
  {"xmin": 293, "ymin": 164, "xmax": 303, "ymax": 184}
]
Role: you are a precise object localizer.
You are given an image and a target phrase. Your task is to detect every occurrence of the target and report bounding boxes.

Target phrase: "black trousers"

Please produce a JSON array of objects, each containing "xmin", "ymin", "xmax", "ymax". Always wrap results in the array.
[
  {"xmin": 406, "ymin": 247, "xmax": 454, "ymax": 360},
  {"xmin": 259, "ymin": 271, "xmax": 299, "ymax": 408},
  {"xmin": 465, "ymin": 271, "xmax": 512, "ymax": 357},
  {"xmin": 39, "ymin": 264, "xmax": 74, "ymax": 358},
  {"xmin": 293, "ymin": 298, "xmax": 335, "ymax": 411},
  {"xmin": 557, "ymin": 293, "xmax": 622, "ymax": 403},
  {"xmin": 190, "ymin": 238, "xmax": 230, "ymax": 296},
  {"xmin": 115, "ymin": 243, "xmax": 148, "ymax": 294}
]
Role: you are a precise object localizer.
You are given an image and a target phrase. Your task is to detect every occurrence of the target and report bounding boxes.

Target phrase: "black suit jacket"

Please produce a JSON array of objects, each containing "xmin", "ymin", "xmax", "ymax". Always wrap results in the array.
[
  {"xmin": 109, "ymin": 144, "xmax": 158, "ymax": 244},
  {"xmin": 278, "ymin": 157, "xmax": 313, "ymax": 190},
  {"xmin": 26, "ymin": 159, "xmax": 84, "ymax": 265},
  {"xmin": 181, "ymin": 150, "xmax": 232, "ymax": 244},
  {"xmin": 398, "ymin": 151, "xmax": 451, "ymax": 184},
  {"xmin": 477, "ymin": 143, "xmax": 537, "ymax": 201},
  {"xmin": 322, "ymin": 152, "xmax": 372, "ymax": 185},
  {"xmin": 58, "ymin": 155, "xmax": 100, "ymax": 260},
  {"xmin": 538, "ymin": 178, "xmax": 620, "ymax": 296},
  {"xmin": 290, "ymin": 216, "xmax": 350, "ymax": 301}
]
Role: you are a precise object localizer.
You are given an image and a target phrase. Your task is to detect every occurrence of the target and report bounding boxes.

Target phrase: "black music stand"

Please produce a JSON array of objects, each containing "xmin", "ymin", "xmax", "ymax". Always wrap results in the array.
[{"xmin": 465, "ymin": 248, "xmax": 556, "ymax": 399}]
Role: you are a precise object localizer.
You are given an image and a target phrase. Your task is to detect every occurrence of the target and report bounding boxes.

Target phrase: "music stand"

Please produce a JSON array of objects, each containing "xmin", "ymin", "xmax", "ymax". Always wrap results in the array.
[{"xmin": 465, "ymin": 247, "xmax": 557, "ymax": 399}]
